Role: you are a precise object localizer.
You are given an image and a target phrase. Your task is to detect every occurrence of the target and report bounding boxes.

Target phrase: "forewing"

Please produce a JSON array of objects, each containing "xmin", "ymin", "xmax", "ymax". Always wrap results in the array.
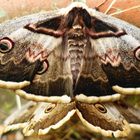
[
  {"xmin": 91, "ymin": 10, "xmax": 140, "ymax": 40},
  {"xmin": 0, "ymin": 8, "xmax": 65, "ymax": 80},
  {"xmin": 0, "ymin": 8, "xmax": 74, "ymax": 99},
  {"xmin": 75, "ymin": 8, "xmax": 140, "ymax": 98},
  {"xmin": 22, "ymin": 35, "xmax": 73, "ymax": 97},
  {"xmin": 0, "ymin": 10, "xmax": 61, "ymax": 38}
]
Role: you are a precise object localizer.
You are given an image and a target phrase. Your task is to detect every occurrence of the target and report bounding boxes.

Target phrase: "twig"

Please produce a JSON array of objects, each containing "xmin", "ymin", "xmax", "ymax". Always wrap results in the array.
[
  {"xmin": 0, "ymin": 109, "xmax": 9, "ymax": 117},
  {"xmin": 110, "ymin": 5, "xmax": 140, "ymax": 16},
  {"xmin": 104, "ymin": 0, "xmax": 117, "ymax": 14},
  {"xmin": 96, "ymin": 0, "xmax": 107, "ymax": 9},
  {"xmin": 16, "ymin": 95, "xmax": 21, "ymax": 110}
]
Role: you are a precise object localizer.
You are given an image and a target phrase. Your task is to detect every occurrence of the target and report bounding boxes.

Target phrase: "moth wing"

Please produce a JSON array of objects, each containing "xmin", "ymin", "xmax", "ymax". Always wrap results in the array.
[
  {"xmin": 0, "ymin": 8, "xmax": 74, "ymax": 100},
  {"xmin": 92, "ymin": 10, "xmax": 140, "ymax": 40},
  {"xmin": 76, "ymin": 101, "xmax": 131, "ymax": 137},
  {"xmin": 0, "ymin": 9, "xmax": 61, "ymax": 38},
  {"xmin": 114, "ymin": 101, "xmax": 140, "ymax": 131},
  {"xmin": 75, "ymin": 9, "xmax": 140, "ymax": 98},
  {"xmin": 0, "ymin": 28, "xmax": 60, "ymax": 80},
  {"xmin": 1, "ymin": 102, "xmax": 75, "ymax": 136},
  {"xmin": 22, "ymin": 102, "xmax": 75, "ymax": 136},
  {"xmin": 0, "ymin": 101, "xmax": 37, "ymax": 135}
]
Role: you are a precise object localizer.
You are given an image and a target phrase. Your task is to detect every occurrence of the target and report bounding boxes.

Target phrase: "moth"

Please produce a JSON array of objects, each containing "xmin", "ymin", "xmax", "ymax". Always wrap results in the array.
[
  {"xmin": 0, "ymin": 1, "xmax": 140, "ymax": 138},
  {"xmin": 1, "ymin": 100, "xmax": 140, "ymax": 138}
]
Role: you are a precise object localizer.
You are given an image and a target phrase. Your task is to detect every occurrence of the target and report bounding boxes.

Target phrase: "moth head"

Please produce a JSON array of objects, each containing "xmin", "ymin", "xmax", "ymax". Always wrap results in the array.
[
  {"xmin": 25, "ymin": 5, "xmax": 92, "ymax": 37},
  {"xmin": 25, "ymin": 4, "xmax": 125, "ymax": 39},
  {"xmin": 0, "ymin": 37, "xmax": 14, "ymax": 53},
  {"xmin": 63, "ymin": 2, "xmax": 89, "ymax": 15},
  {"xmin": 65, "ymin": 7, "xmax": 92, "ymax": 29}
]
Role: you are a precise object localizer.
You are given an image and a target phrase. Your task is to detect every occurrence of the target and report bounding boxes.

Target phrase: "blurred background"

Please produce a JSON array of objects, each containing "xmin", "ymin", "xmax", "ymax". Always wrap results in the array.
[
  {"xmin": 0, "ymin": 0, "xmax": 140, "ymax": 140},
  {"xmin": 0, "ymin": 0, "xmax": 140, "ymax": 27}
]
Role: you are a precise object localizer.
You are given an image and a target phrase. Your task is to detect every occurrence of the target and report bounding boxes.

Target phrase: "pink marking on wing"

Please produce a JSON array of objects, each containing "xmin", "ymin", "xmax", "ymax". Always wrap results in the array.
[
  {"xmin": 26, "ymin": 48, "xmax": 48, "ymax": 63},
  {"xmin": 99, "ymin": 53, "xmax": 121, "ymax": 67}
]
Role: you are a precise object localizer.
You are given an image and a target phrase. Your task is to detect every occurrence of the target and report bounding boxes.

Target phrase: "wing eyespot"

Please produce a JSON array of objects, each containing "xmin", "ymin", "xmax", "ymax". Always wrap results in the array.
[
  {"xmin": 94, "ymin": 103, "xmax": 107, "ymax": 113},
  {"xmin": 37, "ymin": 60, "xmax": 49, "ymax": 75},
  {"xmin": 134, "ymin": 46, "xmax": 140, "ymax": 61},
  {"xmin": 44, "ymin": 104, "xmax": 56, "ymax": 113},
  {"xmin": 0, "ymin": 37, "xmax": 14, "ymax": 53}
]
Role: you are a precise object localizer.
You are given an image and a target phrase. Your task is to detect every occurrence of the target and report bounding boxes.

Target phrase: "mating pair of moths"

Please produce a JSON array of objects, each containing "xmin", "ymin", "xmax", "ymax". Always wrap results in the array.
[{"xmin": 0, "ymin": 1, "xmax": 140, "ymax": 138}]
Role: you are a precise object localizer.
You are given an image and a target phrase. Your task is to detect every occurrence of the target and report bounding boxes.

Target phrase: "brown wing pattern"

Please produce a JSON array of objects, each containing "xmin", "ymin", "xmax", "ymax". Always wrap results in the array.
[
  {"xmin": 76, "ymin": 101, "xmax": 140, "ymax": 137},
  {"xmin": 2, "ymin": 101, "xmax": 140, "ymax": 137}
]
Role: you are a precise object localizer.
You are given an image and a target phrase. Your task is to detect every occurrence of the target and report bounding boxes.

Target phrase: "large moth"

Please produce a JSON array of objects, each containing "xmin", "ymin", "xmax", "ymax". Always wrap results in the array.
[{"xmin": 0, "ymin": 0, "xmax": 140, "ymax": 138}]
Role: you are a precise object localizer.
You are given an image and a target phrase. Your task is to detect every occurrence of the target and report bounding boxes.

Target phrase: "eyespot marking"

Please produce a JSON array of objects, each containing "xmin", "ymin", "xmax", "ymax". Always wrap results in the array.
[
  {"xmin": 37, "ymin": 60, "xmax": 49, "ymax": 75},
  {"xmin": 44, "ymin": 104, "xmax": 56, "ymax": 113},
  {"xmin": 0, "ymin": 37, "xmax": 14, "ymax": 53},
  {"xmin": 134, "ymin": 46, "xmax": 140, "ymax": 61},
  {"xmin": 94, "ymin": 103, "xmax": 107, "ymax": 113}
]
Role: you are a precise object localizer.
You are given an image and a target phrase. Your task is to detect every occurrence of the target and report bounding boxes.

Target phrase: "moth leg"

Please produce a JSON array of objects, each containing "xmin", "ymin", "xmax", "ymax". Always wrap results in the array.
[
  {"xmin": 0, "ymin": 80, "xmax": 30, "ymax": 90},
  {"xmin": 75, "ymin": 94, "xmax": 122, "ymax": 104},
  {"xmin": 15, "ymin": 89, "xmax": 71, "ymax": 103},
  {"xmin": 113, "ymin": 85, "xmax": 140, "ymax": 95},
  {"xmin": 16, "ymin": 95, "xmax": 21, "ymax": 109}
]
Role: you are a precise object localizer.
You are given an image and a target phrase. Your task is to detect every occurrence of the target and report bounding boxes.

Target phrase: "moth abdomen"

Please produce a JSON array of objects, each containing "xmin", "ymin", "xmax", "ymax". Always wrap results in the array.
[{"xmin": 67, "ymin": 28, "xmax": 87, "ymax": 88}]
